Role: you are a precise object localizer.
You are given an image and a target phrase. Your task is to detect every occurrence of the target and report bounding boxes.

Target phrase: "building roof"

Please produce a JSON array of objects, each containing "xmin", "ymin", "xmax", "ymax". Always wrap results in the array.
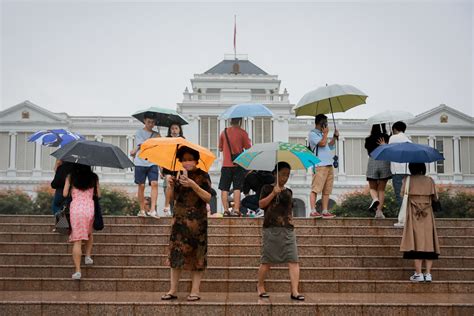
[{"xmin": 204, "ymin": 59, "xmax": 268, "ymax": 75}]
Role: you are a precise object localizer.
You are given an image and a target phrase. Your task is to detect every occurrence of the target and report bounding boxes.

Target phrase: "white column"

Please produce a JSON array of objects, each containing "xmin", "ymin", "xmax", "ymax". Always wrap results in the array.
[
  {"xmin": 428, "ymin": 136, "xmax": 436, "ymax": 175},
  {"xmin": 218, "ymin": 118, "xmax": 226, "ymax": 163},
  {"xmin": 32, "ymin": 141, "xmax": 42, "ymax": 177},
  {"xmin": 337, "ymin": 137, "xmax": 345, "ymax": 177},
  {"xmin": 453, "ymin": 136, "xmax": 461, "ymax": 174},
  {"xmin": 247, "ymin": 117, "xmax": 253, "ymax": 143},
  {"xmin": 126, "ymin": 135, "xmax": 134, "ymax": 174},
  {"xmin": 95, "ymin": 135, "xmax": 103, "ymax": 173},
  {"xmin": 7, "ymin": 132, "xmax": 17, "ymax": 176}
]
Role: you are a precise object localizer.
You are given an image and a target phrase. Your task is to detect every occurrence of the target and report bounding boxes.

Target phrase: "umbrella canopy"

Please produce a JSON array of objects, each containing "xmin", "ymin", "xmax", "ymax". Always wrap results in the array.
[
  {"xmin": 28, "ymin": 129, "xmax": 84, "ymax": 147},
  {"xmin": 218, "ymin": 103, "xmax": 274, "ymax": 120},
  {"xmin": 371, "ymin": 142, "xmax": 444, "ymax": 163},
  {"xmin": 132, "ymin": 107, "xmax": 188, "ymax": 127},
  {"xmin": 138, "ymin": 137, "xmax": 216, "ymax": 172},
  {"xmin": 366, "ymin": 110, "xmax": 414, "ymax": 125},
  {"xmin": 293, "ymin": 84, "xmax": 368, "ymax": 117},
  {"xmin": 234, "ymin": 142, "xmax": 321, "ymax": 171},
  {"xmin": 51, "ymin": 140, "xmax": 134, "ymax": 169}
]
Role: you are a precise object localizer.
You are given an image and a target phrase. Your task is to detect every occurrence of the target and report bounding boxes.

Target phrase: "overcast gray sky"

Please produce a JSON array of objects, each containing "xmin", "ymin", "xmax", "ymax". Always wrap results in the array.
[{"xmin": 1, "ymin": 1, "xmax": 472, "ymax": 118}]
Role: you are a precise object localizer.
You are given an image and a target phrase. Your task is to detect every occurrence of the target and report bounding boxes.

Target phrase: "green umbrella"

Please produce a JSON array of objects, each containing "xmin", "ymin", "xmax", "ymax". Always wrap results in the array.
[
  {"xmin": 293, "ymin": 83, "xmax": 368, "ymax": 129},
  {"xmin": 132, "ymin": 107, "xmax": 188, "ymax": 127}
]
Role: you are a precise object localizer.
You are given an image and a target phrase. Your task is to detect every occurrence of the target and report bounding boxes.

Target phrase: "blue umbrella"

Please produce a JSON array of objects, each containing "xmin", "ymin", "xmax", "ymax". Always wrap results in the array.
[
  {"xmin": 371, "ymin": 142, "xmax": 444, "ymax": 163},
  {"xmin": 28, "ymin": 129, "xmax": 84, "ymax": 147},
  {"xmin": 218, "ymin": 103, "xmax": 274, "ymax": 119}
]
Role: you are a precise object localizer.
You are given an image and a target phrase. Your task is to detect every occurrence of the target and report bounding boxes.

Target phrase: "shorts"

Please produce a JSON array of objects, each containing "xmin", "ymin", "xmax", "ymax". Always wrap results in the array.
[
  {"xmin": 311, "ymin": 166, "xmax": 334, "ymax": 195},
  {"xmin": 218, "ymin": 166, "xmax": 245, "ymax": 191},
  {"xmin": 366, "ymin": 157, "xmax": 392, "ymax": 181},
  {"xmin": 134, "ymin": 165, "xmax": 159, "ymax": 185}
]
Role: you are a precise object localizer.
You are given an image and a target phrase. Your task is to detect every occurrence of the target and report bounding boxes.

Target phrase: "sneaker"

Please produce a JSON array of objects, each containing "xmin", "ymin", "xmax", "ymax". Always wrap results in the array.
[
  {"xmin": 410, "ymin": 272, "xmax": 424, "ymax": 282},
  {"xmin": 394, "ymin": 222, "xmax": 404, "ymax": 228},
  {"xmin": 424, "ymin": 273, "xmax": 432, "ymax": 282},
  {"xmin": 147, "ymin": 211, "xmax": 159, "ymax": 218},
  {"xmin": 321, "ymin": 211, "xmax": 336, "ymax": 219},
  {"xmin": 72, "ymin": 272, "xmax": 81, "ymax": 280},
  {"xmin": 137, "ymin": 210, "xmax": 146, "ymax": 217},
  {"xmin": 375, "ymin": 210, "xmax": 385, "ymax": 219},
  {"xmin": 255, "ymin": 209, "xmax": 265, "ymax": 218},
  {"xmin": 368, "ymin": 199, "xmax": 380, "ymax": 212},
  {"xmin": 247, "ymin": 210, "xmax": 256, "ymax": 218},
  {"xmin": 84, "ymin": 256, "xmax": 93, "ymax": 265},
  {"xmin": 309, "ymin": 211, "xmax": 322, "ymax": 218}
]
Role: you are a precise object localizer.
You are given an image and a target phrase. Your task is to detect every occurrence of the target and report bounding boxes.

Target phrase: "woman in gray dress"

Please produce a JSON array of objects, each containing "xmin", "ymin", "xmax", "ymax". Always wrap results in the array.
[{"xmin": 257, "ymin": 162, "xmax": 304, "ymax": 301}]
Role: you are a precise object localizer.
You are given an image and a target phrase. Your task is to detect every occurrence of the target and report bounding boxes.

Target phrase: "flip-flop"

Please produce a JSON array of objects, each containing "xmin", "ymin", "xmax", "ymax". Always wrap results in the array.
[
  {"xmin": 290, "ymin": 294, "xmax": 305, "ymax": 301},
  {"xmin": 187, "ymin": 295, "xmax": 201, "ymax": 301},
  {"xmin": 161, "ymin": 293, "xmax": 178, "ymax": 300}
]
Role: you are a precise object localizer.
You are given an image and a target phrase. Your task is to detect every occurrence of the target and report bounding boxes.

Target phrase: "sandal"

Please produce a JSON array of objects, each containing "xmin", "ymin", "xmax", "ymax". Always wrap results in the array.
[
  {"xmin": 290, "ymin": 294, "xmax": 305, "ymax": 301},
  {"xmin": 161, "ymin": 293, "xmax": 178, "ymax": 300},
  {"xmin": 187, "ymin": 294, "xmax": 201, "ymax": 301}
]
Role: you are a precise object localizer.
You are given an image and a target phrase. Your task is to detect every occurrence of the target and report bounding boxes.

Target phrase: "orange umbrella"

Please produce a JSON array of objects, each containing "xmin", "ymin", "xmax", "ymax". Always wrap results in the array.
[{"xmin": 138, "ymin": 137, "xmax": 216, "ymax": 172}]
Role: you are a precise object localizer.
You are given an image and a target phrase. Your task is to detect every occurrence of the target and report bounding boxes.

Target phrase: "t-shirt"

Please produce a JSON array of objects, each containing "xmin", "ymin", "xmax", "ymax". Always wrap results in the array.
[
  {"xmin": 134, "ymin": 129, "xmax": 159, "ymax": 167},
  {"xmin": 389, "ymin": 132, "xmax": 412, "ymax": 174},
  {"xmin": 308, "ymin": 128, "xmax": 335, "ymax": 167},
  {"xmin": 259, "ymin": 184, "xmax": 294, "ymax": 229},
  {"xmin": 218, "ymin": 126, "xmax": 251, "ymax": 167}
]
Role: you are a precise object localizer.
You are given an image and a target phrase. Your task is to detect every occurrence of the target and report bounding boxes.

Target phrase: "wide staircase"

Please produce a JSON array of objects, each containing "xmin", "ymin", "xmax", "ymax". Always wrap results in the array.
[{"xmin": 0, "ymin": 215, "xmax": 473, "ymax": 315}]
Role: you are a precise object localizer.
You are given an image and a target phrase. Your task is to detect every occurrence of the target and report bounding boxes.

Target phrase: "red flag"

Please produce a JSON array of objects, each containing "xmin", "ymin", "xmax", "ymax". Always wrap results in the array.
[{"xmin": 233, "ymin": 15, "xmax": 237, "ymax": 58}]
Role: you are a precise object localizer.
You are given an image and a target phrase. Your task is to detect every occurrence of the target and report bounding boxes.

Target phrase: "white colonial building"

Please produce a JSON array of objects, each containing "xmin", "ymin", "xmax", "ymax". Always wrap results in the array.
[{"xmin": 1, "ymin": 54, "xmax": 473, "ymax": 214}]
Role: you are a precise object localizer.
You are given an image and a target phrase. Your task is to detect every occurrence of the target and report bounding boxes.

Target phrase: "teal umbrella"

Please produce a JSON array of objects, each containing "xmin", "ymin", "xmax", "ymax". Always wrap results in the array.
[{"xmin": 132, "ymin": 107, "xmax": 188, "ymax": 127}]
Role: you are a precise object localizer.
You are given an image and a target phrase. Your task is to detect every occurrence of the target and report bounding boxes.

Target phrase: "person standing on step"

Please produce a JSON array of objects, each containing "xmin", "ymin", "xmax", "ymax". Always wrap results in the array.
[
  {"xmin": 51, "ymin": 160, "xmax": 76, "ymax": 215},
  {"xmin": 242, "ymin": 170, "xmax": 274, "ymax": 217},
  {"xmin": 400, "ymin": 163, "xmax": 440, "ymax": 282},
  {"xmin": 218, "ymin": 117, "xmax": 251, "ymax": 216},
  {"xmin": 308, "ymin": 114, "xmax": 338, "ymax": 219},
  {"xmin": 257, "ymin": 162, "xmax": 304, "ymax": 301},
  {"xmin": 130, "ymin": 113, "xmax": 161, "ymax": 217},
  {"xmin": 63, "ymin": 164, "xmax": 99, "ymax": 280},
  {"xmin": 161, "ymin": 123, "xmax": 185, "ymax": 217},
  {"xmin": 161, "ymin": 146, "xmax": 212, "ymax": 302},
  {"xmin": 365, "ymin": 124, "xmax": 392, "ymax": 219}
]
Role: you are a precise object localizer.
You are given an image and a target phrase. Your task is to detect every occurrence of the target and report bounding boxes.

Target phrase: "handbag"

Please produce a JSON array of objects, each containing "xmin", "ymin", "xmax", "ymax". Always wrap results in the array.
[
  {"xmin": 55, "ymin": 195, "xmax": 71, "ymax": 235},
  {"xmin": 93, "ymin": 185, "xmax": 104, "ymax": 231},
  {"xmin": 432, "ymin": 190, "xmax": 442, "ymax": 214},
  {"xmin": 224, "ymin": 128, "xmax": 242, "ymax": 164},
  {"xmin": 395, "ymin": 176, "xmax": 410, "ymax": 227}
]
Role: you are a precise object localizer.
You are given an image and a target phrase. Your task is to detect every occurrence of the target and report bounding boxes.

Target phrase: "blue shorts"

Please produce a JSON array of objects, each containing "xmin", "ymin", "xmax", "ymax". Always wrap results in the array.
[{"xmin": 134, "ymin": 165, "xmax": 159, "ymax": 185}]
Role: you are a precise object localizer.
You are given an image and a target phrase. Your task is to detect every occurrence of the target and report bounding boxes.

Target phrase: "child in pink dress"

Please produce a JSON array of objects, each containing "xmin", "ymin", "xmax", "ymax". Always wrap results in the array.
[{"xmin": 63, "ymin": 164, "xmax": 99, "ymax": 280}]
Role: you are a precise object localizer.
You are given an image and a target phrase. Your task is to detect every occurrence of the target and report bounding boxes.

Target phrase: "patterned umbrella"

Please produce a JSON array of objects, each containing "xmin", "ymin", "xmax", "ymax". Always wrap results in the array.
[
  {"xmin": 28, "ymin": 129, "xmax": 84, "ymax": 147},
  {"xmin": 234, "ymin": 142, "xmax": 321, "ymax": 171}
]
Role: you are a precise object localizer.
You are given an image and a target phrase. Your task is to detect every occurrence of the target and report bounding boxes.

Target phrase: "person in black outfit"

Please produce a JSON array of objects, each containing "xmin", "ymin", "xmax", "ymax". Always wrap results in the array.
[
  {"xmin": 51, "ymin": 160, "xmax": 77, "ymax": 215},
  {"xmin": 364, "ymin": 124, "xmax": 392, "ymax": 218},
  {"xmin": 241, "ymin": 170, "xmax": 274, "ymax": 217}
]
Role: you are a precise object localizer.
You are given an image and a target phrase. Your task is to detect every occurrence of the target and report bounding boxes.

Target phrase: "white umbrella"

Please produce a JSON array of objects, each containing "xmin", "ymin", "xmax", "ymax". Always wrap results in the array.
[{"xmin": 366, "ymin": 110, "xmax": 415, "ymax": 125}]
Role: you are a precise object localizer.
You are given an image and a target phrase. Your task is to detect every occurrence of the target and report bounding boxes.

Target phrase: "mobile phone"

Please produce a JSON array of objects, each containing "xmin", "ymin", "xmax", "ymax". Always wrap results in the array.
[{"xmin": 182, "ymin": 169, "xmax": 188, "ymax": 177}]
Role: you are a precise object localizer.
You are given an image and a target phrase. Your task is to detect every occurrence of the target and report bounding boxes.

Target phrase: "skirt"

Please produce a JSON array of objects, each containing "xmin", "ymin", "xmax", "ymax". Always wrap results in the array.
[
  {"xmin": 366, "ymin": 157, "xmax": 392, "ymax": 181},
  {"xmin": 261, "ymin": 227, "xmax": 299, "ymax": 264}
]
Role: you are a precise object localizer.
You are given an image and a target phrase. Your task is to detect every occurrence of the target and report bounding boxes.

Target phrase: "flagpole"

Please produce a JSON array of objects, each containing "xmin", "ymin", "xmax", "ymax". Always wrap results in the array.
[{"xmin": 234, "ymin": 15, "xmax": 237, "ymax": 60}]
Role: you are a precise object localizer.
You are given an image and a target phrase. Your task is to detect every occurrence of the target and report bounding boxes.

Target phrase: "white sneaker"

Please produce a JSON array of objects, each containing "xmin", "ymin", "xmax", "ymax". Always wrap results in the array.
[
  {"xmin": 369, "ymin": 199, "xmax": 380, "ymax": 212},
  {"xmin": 255, "ymin": 209, "xmax": 264, "ymax": 218},
  {"xmin": 393, "ymin": 222, "xmax": 404, "ymax": 228},
  {"xmin": 147, "ymin": 211, "xmax": 159, "ymax": 218},
  {"xmin": 85, "ymin": 256, "xmax": 93, "ymax": 265},
  {"xmin": 424, "ymin": 273, "xmax": 432, "ymax": 282},
  {"xmin": 137, "ymin": 210, "xmax": 146, "ymax": 217},
  {"xmin": 410, "ymin": 272, "xmax": 424, "ymax": 282},
  {"xmin": 375, "ymin": 210, "xmax": 385, "ymax": 219},
  {"xmin": 72, "ymin": 272, "xmax": 81, "ymax": 280}
]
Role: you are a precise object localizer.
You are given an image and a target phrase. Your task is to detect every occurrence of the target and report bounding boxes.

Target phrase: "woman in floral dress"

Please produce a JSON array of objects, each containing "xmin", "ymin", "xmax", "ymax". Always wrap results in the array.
[{"xmin": 161, "ymin": 146, "xmax": 212, "ymax": 302}]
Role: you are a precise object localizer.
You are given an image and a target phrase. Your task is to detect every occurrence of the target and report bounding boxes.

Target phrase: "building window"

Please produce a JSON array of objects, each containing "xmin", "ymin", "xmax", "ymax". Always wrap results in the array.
[
  {"xmin": 253, "ymin": 118, "xmax": 272, "ymax": 144},
  {"xmin": 199, "ymin": 116, "xmax": 218, "ymax": 156},
  {"xmin": 435, "ymin": 139, "xmax": 444, "ymax": 174}
]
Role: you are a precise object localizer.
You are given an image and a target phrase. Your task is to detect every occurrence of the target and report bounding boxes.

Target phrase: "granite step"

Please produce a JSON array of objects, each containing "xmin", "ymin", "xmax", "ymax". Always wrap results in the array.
[
  {"xmin": 1, "ymin": 232, "xmax": 473, "ymax": 246},
  {"xmin": 1, "ymin": 291, "xmax": 473, "ymax": 316},
  {"xmin": 2, "ymin": 222, "xmax": 473, "ymax": 236},
  {"xmin": 1, "ymin": 215, "xmax": 473, "ymax": 227},
  {"xmin": 1, "ymin": 242, "xmax": 474, "ymax": 257},
  {"xmin": 1, "ymin": 277, "xmax": 473, "ymax": 293},
  {"xmin": 1, "ymin": 253, "xmax": 472, "ymax": 268},
  {"xmin": 1, "ymin": 265, "xmax": 473, "ymax": 281}
]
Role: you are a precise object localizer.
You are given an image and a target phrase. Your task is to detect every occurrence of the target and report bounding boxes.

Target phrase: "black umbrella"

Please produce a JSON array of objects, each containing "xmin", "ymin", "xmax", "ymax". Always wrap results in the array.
[{"xmin": 51, "ymin": 140, "xmax": 134, "ymax": 169}]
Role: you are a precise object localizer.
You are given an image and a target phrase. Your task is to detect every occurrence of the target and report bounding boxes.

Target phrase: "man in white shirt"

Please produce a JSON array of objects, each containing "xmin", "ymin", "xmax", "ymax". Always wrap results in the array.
[{"xmin": 389, "ymin": 121, "xmax": 411, "ymax": 208}]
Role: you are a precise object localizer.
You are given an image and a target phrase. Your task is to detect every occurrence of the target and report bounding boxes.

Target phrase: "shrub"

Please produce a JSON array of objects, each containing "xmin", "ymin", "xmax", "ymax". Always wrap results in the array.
[
  {"xmin": 33, "ymin": 185, "xmax": 55, "ymax": 215},
  {"xmin": 0, "ymin": 189, "xmax": 34, "ymax": 214},
  {"xmin": 98, "ymin": 187, "xmax": 140, "ymax": 216}
]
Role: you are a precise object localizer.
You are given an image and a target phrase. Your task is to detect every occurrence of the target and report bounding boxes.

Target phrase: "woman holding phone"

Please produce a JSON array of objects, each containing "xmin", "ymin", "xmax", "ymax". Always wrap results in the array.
[{"xmin": 161, "ymin": 146, "xmax": 212, "ymax": 302}]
